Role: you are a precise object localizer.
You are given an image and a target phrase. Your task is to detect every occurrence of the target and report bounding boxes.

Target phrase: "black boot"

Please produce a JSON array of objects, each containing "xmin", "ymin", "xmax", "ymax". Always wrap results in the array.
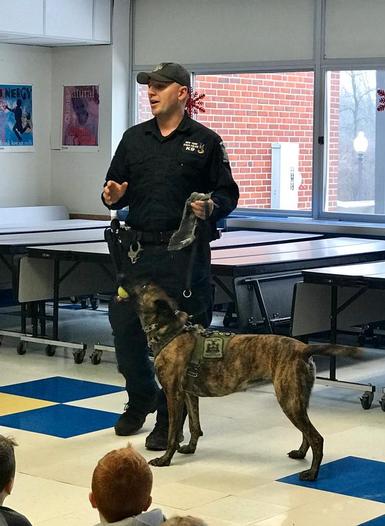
[
  {"xmin": 145, "ymin": 401, "xmax": 186, "ymax": 450},
  {"xmin": 145, "ymin": 421, "xmax": 172, "ymax": 450},
  {"xmin": 114, "ymin": 399, "xmax": 157, "ymax": 436}
]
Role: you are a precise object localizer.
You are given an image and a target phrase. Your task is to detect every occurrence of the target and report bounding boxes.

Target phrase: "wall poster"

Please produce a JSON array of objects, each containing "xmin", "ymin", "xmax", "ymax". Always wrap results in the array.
[
  {"xmin": 0, "ymin": 84, "xmax": 33, "ymax": 151},
  {"xmin": 62, "ymin": 85, "xmax": 99, "ymax": 150}
]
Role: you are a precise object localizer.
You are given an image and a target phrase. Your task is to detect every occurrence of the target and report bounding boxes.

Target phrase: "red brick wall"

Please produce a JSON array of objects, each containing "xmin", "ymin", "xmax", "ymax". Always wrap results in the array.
[
  {"xmin": 137, "ymin": 72, "xmax": 315, "ymax": 210},
  {"xmin": 195, "ymin": 73, "xmax": 314, "ymax": 210}
]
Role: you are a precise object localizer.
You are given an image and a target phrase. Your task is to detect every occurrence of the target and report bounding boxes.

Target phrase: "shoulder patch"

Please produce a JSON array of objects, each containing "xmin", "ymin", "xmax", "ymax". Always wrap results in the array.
[{"xmin": 220, "ymin": 141, "xmax": 229, "ymax": 163}]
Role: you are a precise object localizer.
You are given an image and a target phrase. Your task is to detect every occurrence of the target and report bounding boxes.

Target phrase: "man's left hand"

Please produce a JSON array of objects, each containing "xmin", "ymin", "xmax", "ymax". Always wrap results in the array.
[{"xmin": 191, "ymin": 199, "xmax": 214, "ymax": 220}]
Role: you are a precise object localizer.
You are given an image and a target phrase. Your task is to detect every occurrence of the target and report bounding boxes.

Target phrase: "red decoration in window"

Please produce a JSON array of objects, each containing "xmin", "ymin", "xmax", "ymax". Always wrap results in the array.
[
  {"xmin": 186, "ymin": 89, "xmax": 206, "ymax": 117},
  {"xmin": 377, "ymin": 89, "xmax": 385, "ymax": 111}
]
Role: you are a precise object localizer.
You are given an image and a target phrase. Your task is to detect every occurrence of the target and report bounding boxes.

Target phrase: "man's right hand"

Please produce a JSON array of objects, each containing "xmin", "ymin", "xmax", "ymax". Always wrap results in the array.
[{"xmin": 103, "ymin": 180, "xmax": 128, "ymax": 206}]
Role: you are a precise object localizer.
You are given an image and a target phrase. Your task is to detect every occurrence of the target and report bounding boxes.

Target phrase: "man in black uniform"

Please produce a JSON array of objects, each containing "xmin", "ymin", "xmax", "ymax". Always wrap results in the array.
[{"xmin": 102, "ymin": 62, "xmax": 239, "ymax": 450}]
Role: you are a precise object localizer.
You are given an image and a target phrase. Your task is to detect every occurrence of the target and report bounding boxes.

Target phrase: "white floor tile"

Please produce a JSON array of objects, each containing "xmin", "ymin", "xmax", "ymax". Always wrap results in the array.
[{"xmin": 0, "ymin": 333, "xmax": 385, "ymax": 526}]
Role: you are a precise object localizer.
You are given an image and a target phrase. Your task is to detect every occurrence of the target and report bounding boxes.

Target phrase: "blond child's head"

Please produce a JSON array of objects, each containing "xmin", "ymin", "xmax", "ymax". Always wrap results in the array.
[{"xmin": 89, "ymin": 444, "xmax": 153, "ymax": 523}]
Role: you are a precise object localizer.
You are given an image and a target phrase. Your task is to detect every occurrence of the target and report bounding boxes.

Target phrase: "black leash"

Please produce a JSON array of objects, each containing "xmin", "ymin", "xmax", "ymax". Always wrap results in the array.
[
  {"xmin": 183, "ymin": 209, "xmax": 208, "ymax": 299},
  {"xmin": 183, "ymin": 238, "xmax": 198, "ymax": 298}
]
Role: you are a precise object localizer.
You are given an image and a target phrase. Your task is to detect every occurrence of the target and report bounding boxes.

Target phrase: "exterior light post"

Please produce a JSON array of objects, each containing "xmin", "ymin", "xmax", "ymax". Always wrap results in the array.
[{"xmin": 353, "ymin": 131, "xmax": 368, "ymax": 201}]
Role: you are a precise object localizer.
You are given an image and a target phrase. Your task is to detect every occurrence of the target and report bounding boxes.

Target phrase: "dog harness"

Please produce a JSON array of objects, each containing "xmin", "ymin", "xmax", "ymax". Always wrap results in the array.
[{"xmin": 184, "ymin": 329, "xmax": 235, "ymax": 393}]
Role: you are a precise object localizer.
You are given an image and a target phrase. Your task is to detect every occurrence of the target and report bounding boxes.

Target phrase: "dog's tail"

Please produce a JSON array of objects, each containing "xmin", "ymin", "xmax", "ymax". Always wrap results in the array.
[{"xmin": 304, "ymin": 343, "xmax": 362, "ymax": 360}]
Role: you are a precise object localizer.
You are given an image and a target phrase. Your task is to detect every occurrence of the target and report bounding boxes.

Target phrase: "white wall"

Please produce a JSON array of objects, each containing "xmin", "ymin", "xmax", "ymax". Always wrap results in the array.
[
  {"xmin": 50, "ymin": 45, "xmax": 113, "ymax": 215},
  {"xmin": 0, "ymin": 35, "xmax": 130, "ymax": 215},
  {"xmin": 111, "ymin": 0, "xmax": 130, "ymax": 154},
  {"xmin": 50, "ymin": 0, "xmax": 130, "ymax": 216},
  {"xmin": 0, "ymin": 43, "xmax": 52, "ymax": 207},
  {"xmin": 0, "ymin": 42, "xmax": 121, "ymax": 215}
]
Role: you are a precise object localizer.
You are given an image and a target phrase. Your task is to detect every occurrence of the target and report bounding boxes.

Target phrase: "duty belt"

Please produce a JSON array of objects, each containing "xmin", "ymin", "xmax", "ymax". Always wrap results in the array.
[
  {"xmin": 105, "ymin": 224, "xmax": 177, "ymax": 267},
  {"xmin": 130, "ymin": 229, "xmax": 176, "ymax": 245}
]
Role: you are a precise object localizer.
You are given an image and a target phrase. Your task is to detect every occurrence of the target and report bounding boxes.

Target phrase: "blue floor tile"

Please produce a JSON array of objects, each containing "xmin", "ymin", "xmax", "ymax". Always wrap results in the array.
[
  {"xmin": 0, "ymin": 404, "xmax": 119, "ymax": 438},
  {"xmin": 0, "ymin": 376, "xmax": 124, "ymax": 403},
  {"xmin": 278, "ymin": 456, "xmax": 385, "ymax": 503},
  {"xmin": 359, "ymin": 515, "xmax": 385, "ymax": 525}
]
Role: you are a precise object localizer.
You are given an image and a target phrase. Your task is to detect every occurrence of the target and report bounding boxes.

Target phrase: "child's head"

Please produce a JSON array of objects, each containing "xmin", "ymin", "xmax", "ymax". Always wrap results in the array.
[
  {"xmin": 90, "ymin": 444, "xmax": 153, "ymax": 523},
  {"xmin": 163, "ymin": 517, "xmax": 208, "ymax": 526},
  {"xmin": 0, "ymin": 435, "xmax": 17, "ymax": 501}
]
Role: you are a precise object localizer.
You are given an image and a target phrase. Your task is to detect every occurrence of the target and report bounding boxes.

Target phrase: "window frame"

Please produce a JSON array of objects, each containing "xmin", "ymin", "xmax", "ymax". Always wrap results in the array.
[
  {"xmin": 129, "ymin": 0, "xmax": 385, "ymax": 224},
  {"xmin": 319, "ymin": 62, "xmax": 385, "ymax": 223}
]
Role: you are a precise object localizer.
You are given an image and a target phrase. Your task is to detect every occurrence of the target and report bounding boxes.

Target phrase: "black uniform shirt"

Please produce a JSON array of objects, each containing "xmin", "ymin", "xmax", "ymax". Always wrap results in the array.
[
  {"xmin": 103, "ymin": 113, "xmax": 239, "ymax": 232},
  {"xmin": 0, "ymin": 506, "xmax": 32, "ymax": 526}
]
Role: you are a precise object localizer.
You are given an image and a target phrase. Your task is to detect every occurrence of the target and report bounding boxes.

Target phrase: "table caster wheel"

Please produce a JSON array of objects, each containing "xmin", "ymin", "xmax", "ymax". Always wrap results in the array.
[
  {"xmin": 45, "ymin": 344, "xmax": 56, "ymax": 356},
  {"xmin": 90, "ymin": 350, "xmax": 102, "ymax": 365},
  {"xmin": 17, "ymin": 341, "xmax": 27, "ymax": 355},
  {"xmin": 360, "ymin": 391, "xmax": 374, "ymax": 410},
  {"xmin": 73, "ymin": 349, "xmax": 86, "ymax": 364},
  {"xmin": 90, "ymin": 298, "xmax": 100, "ymax": 310}
]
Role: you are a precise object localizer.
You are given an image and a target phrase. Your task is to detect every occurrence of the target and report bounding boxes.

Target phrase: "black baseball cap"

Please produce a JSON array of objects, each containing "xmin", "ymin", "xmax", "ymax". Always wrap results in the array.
[{"xmin": 137, "ymin": 62, "xmax": 191, "ymax": 88}]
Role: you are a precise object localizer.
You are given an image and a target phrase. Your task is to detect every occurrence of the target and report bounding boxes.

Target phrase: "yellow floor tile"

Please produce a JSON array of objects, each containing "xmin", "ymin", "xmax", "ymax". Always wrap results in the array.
[{"xmin": 0, "ymin": 392, "xmax": 57, "ymax": 415}]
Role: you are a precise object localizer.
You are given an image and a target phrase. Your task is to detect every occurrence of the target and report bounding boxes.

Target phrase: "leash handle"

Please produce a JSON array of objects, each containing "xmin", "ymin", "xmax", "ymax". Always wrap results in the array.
[{"xmin": 183, "ymin": 230, "xmax": 199, "ymax": 297}]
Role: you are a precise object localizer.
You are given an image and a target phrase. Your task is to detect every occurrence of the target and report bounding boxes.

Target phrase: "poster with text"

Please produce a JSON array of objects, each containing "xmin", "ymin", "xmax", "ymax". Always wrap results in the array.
[
  {"xmin": 62, "ymin": 85, "xmax": 99, "ymax": 149},
  {"xmin": 0, "ymin": 84, "xmax": 33, "ymax": 150}
]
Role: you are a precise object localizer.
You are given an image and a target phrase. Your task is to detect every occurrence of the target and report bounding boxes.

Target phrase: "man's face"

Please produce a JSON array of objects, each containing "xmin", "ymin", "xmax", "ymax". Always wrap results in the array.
[{"xmin": 147, "ymin": 80, "xmax": 187, "ymax": 117}]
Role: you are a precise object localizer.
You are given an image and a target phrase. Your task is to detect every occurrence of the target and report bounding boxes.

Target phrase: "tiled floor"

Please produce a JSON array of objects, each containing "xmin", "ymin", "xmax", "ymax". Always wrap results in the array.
[{"xmin": 1, "ymin": 308, "xmax": 385, "ymax": 525}]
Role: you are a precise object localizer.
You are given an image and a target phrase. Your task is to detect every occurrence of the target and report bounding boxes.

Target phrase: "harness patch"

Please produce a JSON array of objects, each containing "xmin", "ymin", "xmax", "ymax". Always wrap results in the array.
[
  {"xmin": 203, "ymin": 336, "xmax": 224, "ymax": 358},
  {"xmin": 184, "ymin": 330, "xmax": 235, "ymax": 392}
]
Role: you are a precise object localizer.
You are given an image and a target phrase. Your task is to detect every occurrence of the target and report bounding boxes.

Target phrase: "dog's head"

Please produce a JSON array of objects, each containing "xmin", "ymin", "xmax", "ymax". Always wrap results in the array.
[{"xmin": 116, "ymin": 279, "xmax": 189, "ymax": 348}]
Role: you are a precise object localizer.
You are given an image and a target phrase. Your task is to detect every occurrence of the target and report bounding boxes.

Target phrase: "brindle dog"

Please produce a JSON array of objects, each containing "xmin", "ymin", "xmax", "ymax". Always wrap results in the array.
[{"xmin": 120, "ymin": 282, "xmax": 360, "ymax": 481}]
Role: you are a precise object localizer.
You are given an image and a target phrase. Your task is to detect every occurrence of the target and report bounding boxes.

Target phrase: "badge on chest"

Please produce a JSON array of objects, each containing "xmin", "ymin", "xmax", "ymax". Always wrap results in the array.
[{"xmin": 182, "ymin": 140, "xmax": 205, "ymax": 155}]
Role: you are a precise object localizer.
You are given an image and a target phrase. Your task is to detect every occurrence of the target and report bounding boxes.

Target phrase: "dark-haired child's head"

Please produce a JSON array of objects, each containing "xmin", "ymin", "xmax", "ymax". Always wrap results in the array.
[{"xmin": 0, "ymin": 435, "xmax": 17, "ymax": 504}]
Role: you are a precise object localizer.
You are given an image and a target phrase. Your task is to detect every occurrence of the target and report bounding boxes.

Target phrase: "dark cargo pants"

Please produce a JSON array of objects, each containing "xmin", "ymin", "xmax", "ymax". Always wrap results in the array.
[{"xmin": 108, "ymin": 240, "xmax": 212, "ymax": 422}]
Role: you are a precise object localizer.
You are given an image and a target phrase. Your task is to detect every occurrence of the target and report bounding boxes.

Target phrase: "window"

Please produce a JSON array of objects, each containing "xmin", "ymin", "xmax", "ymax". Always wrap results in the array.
[
  {"xmin": 136, "ymin": 72, "xmax": 314, "ymax": 213},
  {"xmin": 324, "ymin": 69, "xmax": 385, "ymax": 216},
  {"xmin": 136, "ymin": 84, "xmax": 153, "ymax": 123},
  {"xmin": 195, "ymin": 73, "xmax": 314, "ymax": 212}
]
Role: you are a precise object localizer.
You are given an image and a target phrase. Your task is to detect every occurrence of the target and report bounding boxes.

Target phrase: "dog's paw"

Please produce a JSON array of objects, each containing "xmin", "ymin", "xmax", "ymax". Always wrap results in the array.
[
  {"xmin": 299, "ymin": 469, "xmax": 317, "ymax": 481},
  {"xmin": 148, "ymin": 456, "xmax": 171, "ymax": 467},
  {"xmin": 288, "ymin": 449, "xmax": 306, "ymax": 459},
  {"xmin": 178, "ymin": 444, "xmax": 196, "ymax": 455}
]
